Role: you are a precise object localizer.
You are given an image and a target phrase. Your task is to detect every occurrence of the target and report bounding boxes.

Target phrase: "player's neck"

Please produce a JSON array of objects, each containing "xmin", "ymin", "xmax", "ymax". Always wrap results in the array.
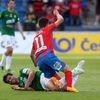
[{"xmin": 8, "ymin": 8, "xmax": 14, "ymax": 12}]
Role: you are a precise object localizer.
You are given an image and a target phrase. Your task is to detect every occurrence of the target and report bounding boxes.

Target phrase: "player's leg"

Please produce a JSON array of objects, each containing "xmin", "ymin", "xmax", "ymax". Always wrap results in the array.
[
  {"xmin": 58, "ymin": 76, "xmax": 78, "ymax": 88},
  {"xmin": 0, "ymin": 35, "xmax": 7, "ymax": 69},
  {"xmin": 53, "ymin": 73, "xmax": 61, "ymax": 80},
  {"xmin": 58, "ymin": 73, "xmax": 81, "ymax": 89},
  {"xmin": 58, "ymin": 60, "xmax": 85, "ymax": 88},
  {"xmin": 52, "ymin": 59, "xmax": 77, "ymax": 92},
  {"xmin": 72, "ymin": 60, "xmax": 85, "ymax": 77},
  {"xmin": 40, "ymin": 73, "xmax": 63, "ymax": 91},
  {"xmin": 0, "ymin": 52, "xmax": 6, "ymax": 70},
  {"xmin": 0, "ymin": 47, "xmax": 13, "ymax": 72},
  {"xmin": 5, "ymin": 46, "xmax": 13, "ymax": 72},
  {"xmin": 41, "ymin": 54, "xmax": 77, "ymax": 92},
  {"xmin": 37, "ymin": 58, "xmax": 56, "ymax": 78},
  {"xmin": 0, "ymin": 35, "xmax": 13, "ymax": 72}
]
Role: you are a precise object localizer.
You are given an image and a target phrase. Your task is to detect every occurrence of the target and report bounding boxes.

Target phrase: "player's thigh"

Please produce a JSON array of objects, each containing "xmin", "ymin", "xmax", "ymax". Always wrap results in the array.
[
  {"xmin": 45, "ymin": 54, "xmax": 66, "ymax": 72},
  {"xmin": 40, "ymin": 73, "xmax": 57, "ymax": 91},
  {"xmin": 37, "ymin": 60, "xmax": 56, "ymax": 78},
  {"xmin": 1, "ymin": 35, "xmax": 14, "ymax": 48},
  {"xmin": 45, "ymin": 80, "xmax": 57, "ymax": 91}
]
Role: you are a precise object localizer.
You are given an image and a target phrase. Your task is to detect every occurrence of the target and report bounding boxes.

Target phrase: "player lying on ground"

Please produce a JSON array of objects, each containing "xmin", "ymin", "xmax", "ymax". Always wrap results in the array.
[{"xmin": 3, "ymin": 60, "xmax": 85, "ymax": 91}]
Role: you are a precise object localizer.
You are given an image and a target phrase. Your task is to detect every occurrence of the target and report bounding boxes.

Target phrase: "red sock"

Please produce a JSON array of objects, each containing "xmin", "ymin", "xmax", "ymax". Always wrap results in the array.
[
  {"xmin": 53, "ymin": 73, "xmax": 61, "ymax": 80},
  {"xmin": 65, "ymin": 70, "xmax": 72, "ymax": 87}
]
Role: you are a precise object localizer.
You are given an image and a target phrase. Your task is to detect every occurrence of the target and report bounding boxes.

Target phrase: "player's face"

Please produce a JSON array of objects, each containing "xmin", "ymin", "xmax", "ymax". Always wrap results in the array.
[
  {"xmin": 6, "ymin": 75, "xmax": 18, "ymax": 85},
  {"xmin": 8, "ymin": 1, "xmax": 15, "ymax": 10}
]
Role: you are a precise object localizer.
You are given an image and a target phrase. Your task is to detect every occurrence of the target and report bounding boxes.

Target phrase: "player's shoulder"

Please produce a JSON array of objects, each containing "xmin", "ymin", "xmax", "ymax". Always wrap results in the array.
[
  {"xmin": 19, "ymin": 68, "xmax": 30, "ymax": 74},
  {"xmin": 1, "ymin": 9, "xmax": 8, "ymax": 13},
  {"xmin": 48, "ymin": 23, "xmax": 56, "ymax": 27},
  {"xmin": 13, "ymin": 10, "xmax": 19, "ymax": 15},
  {"xmin": 46, "ymin": 23, "xmax": 56, "ymax": 30},
  {"xmin": 36, "ymin": 30, "xmax": 44, "ymax": 36}
]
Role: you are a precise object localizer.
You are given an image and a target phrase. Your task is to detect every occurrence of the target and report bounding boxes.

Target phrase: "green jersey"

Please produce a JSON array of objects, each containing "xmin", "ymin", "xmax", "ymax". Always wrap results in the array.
[
  {"xmin": 0, "ymin": 9, "xmax": 20, "ymax": 36},
  {"xmin": 18, "ymin": 68, "xmax": 44, "ymax": 91}
]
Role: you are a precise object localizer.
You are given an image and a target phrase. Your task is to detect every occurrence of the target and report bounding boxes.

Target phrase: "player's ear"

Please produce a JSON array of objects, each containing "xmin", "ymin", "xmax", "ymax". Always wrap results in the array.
[{"xmin": 14, "ymin": 3, "xmax": 16, "ymax": 7}]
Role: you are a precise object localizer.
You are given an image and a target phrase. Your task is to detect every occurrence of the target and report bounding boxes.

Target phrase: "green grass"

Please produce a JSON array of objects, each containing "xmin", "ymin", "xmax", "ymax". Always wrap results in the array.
[{"xmin": 0, "ymin": 54, "xmax": 100, "ymax": 100}]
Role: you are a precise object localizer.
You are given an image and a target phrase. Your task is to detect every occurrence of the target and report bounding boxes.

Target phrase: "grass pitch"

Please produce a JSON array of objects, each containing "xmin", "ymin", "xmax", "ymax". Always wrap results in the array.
[{"xmin": 0, "ymin": 54, "xmax": 100, "ymax": 100}]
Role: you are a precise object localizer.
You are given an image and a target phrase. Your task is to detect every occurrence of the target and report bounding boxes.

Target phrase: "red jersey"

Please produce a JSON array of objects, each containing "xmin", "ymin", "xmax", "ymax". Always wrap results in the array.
[
  {"xmin": 68, "ymin": 1, "xmax": 81, "ymax": 16},
  {"xmin": 33, "ymin": 1, "xmax": 45, "ymax": 14},
  {"xmin": 32, "ymin": 23, "xmax": 56, "ymax": 59},
  {"xmin": 52, "ymin": 3, "xmax": 65, "ymax": 14}
]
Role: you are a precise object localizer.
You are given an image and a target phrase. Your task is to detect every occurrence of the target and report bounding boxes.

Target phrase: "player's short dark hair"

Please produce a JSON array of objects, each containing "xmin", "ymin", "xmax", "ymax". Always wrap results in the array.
[
  {"xmin": 38, "ymin": 17, "xmax": 49, "ymax": 28},
  {"xmin": 8, "ymin": 0, "xmax": 15, "ymax": 3},
  {"xmin": 3, "ymin": 73, "xmax": 13, "ymax": 84}
]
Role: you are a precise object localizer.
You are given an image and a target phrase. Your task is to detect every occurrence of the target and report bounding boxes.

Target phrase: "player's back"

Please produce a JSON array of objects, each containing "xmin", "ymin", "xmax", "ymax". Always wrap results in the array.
[{"xmin": 32, "ymin": 23, "xmax": 56, "ymax": 59}]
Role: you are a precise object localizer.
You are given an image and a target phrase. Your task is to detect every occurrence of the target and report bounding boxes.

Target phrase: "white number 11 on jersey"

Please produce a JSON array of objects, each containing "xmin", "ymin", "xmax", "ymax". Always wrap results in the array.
[{"xmin": 35, "ymin": 35, "xmax": 44, "ymax": 49}]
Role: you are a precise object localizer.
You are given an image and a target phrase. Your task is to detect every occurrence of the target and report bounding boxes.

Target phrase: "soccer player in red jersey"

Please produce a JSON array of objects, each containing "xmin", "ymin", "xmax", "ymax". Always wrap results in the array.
[{"xmin": 30, "ymin": 9, "xmax": 77, "ymax": 92}]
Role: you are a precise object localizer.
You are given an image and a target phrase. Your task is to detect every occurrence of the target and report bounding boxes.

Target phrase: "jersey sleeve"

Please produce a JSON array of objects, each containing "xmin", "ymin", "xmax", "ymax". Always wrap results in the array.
[
  {"xmin": 15, "ymin": 12, "xmax": 20, "ymax": 23},
  {"xmin": 32, "ymin": 44, "xmax": 35, "ymax": 51},
  {"xmin": 32, "ymin": 40, "xmax": 35, "ymax": 51},
  {"xmin": 48, "ymin": 23, "xmax": 56, "ymax": 31},
  {"xmin": 19, "ymin": 68, "xmax": 31, "ymax": 75}
]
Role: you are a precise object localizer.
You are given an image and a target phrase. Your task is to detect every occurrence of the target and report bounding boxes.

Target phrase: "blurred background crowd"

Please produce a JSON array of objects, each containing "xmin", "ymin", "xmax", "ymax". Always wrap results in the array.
[{"xmin": 0, "ymin": 0, "xmax": 100, "ymax": 31}]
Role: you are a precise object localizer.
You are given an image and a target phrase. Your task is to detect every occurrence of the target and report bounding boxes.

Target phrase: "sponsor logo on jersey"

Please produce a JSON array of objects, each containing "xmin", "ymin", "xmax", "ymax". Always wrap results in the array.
[{"xmin": 53, "ymin": 61, "xmax": 62, "ymax": 70}]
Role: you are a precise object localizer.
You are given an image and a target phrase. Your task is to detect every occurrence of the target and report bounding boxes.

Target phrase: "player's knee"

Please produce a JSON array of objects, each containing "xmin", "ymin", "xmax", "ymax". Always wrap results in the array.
[
  {"xmin": 6, "ymin": 47, "xmax": 13, "ymax": 55},
  {"xmin": 62, "ymin": 65, "xmax": 71, "ymax": 73}
]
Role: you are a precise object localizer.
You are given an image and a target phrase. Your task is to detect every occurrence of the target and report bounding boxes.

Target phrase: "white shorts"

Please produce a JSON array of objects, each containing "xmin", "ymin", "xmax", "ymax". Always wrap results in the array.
[
  {"xmin": 1, "ymin": 35, "xmax": 16, "ymax": 48},
  {"xmin": 40, "ymin": 73, "xmax": 51, "ymax": 90}
]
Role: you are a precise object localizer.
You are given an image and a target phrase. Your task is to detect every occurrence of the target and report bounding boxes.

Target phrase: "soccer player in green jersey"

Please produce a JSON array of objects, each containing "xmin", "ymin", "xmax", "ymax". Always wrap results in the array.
[
  {"xmin": 3, "ymin": 60, "xmax": 85, "ymax": 91},
  {"xmin": 0, "ymin": 0, "xmax": 25, "ymax": 72}
]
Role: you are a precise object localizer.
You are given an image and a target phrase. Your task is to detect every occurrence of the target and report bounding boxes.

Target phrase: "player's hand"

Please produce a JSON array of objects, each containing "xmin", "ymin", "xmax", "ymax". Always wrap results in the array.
[
  {"xmin": 24, "ymin": 86, "xmax": 34, "ymax": 91},
  {"xmin": 11, "ymin": 85, "xmax": 20, "ymax": 90},
  {"xmin": 53, "ymin": 9, "xmax": 59, "ymax": 15},
  {"xmin": 22, "ymin": 35, "xmax": 26, "ymax": 40}
]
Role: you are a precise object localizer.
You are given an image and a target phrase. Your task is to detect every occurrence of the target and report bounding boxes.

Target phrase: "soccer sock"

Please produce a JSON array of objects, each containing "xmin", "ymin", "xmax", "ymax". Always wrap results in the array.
[
  {"xmin": 72, "ymin": 75, "xmax": 78, "ymax": 87},
  {"xmin": 0, "ymin": 53, "xmax": 6, "ymax": 66},
  {"xmin": 5, "ymin": 56, "xmax": 12, "ymax": 70},
  {"xmin": 72, "ymin": 68, "xmax": 77, "ymax": 77},
  {"xmin": 59, "ymin": 75, "xmax": 79, "ymax": 87},
  {"xmin": 64, "ymin": 70, "xmax": 72, "ymax": 87},
  {"xmin": 72, "ymin": 68, "xmax": 79, "ymax": 86},
  {"xmin": 59, "ymin": 69, "xmax": 79, "ymax": 87}
]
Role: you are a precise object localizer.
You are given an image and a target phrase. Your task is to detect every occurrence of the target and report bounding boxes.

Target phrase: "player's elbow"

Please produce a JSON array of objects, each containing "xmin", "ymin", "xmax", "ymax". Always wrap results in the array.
[
  {"xmin": 60, "ymin": 16, "xmax": 64, "ymax": 23},
  {"xmin": 30, "ymin": 51, "xmax": 34, "ymax": 59},
  {"xmin": 28, "ymin": 70, "xmax": 35, "ymax": 79},
  {"xmin": 29, "ymin": 71, "xmax": 35, "ymax": 76},
  {"xmin": 30, "ymin": 54, "xmax": 33, "ymax": 59},
  {"xmin": 55, "ymin": 17, "xmax": 64, "ymax": 27}
]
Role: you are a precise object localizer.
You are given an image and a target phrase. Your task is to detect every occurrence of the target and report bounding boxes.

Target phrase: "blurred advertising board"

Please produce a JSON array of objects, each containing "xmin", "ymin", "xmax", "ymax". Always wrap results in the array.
[
  {"xmin": 53, "ymin": 32, "xmax": 100, "ymax": 54},
  {"xmin": 0, "ymin": 32, "xmax": 35, "ymax": 54},
  {"xmin": 0, "ymin": 32, "xmax": 100, "ymax": 54}
]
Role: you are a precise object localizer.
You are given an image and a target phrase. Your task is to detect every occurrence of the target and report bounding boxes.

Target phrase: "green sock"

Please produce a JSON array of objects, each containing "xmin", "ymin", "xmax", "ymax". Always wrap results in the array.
[{"xmin": 72, "ymin": 68, "xmax": 76, "ymax": 76}]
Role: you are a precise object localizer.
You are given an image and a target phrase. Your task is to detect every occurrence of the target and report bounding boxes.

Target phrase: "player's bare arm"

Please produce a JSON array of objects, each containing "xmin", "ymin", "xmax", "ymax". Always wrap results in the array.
[
  {"xmin": 53, "ymin": 9, "xmax": 64, "ymax": 27},
  {"xmin": 24, "ymin": 70, "xmax": 35, "ymax": 90},
  {"xmin": 17, "ymin": 22, "xmax": 26, "ymax": 40},
  {"xmin": 11, "ymin": 85, "xmax": 34, "ymax": 91},
  {"xmin": 30, "ymin": 50, "xmax": 37, "ymax": 67}
]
